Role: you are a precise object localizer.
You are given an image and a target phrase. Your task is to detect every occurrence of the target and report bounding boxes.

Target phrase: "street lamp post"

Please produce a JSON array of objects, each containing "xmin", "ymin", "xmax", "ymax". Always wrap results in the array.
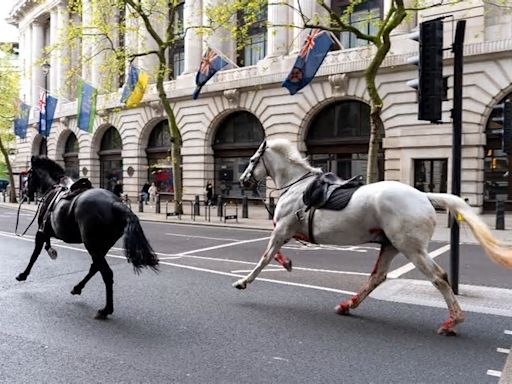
[{"xmin": 41, "ymin": 62, "xmax": 51, "ymax": 151}]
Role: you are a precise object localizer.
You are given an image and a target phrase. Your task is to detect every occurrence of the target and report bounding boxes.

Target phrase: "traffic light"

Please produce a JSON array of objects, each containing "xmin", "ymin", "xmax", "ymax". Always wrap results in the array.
[
  {"xmin": 503, "ymin": 100, "xmax": 512, "ymax": 154},
  {"xmin": 407, "ymin": 18, "xmax": 444, "ymax": 123}
]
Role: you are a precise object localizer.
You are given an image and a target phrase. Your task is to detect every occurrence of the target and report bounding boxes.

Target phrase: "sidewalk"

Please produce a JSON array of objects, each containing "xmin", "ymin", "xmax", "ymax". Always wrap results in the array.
[{"xmin": 3, "ymin": 200, "xmax": 512, "ymax": 244}]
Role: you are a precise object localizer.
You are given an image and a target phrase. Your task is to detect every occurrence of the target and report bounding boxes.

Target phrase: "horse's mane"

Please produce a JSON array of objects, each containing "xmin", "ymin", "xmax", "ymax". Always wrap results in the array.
[
  {"xmin": 31, "ymin": 156, "xmax": 65, "ymax": 181},
  {"xmin": 267, "ymin": 139, "xmax": 322, "ymax": 173}
]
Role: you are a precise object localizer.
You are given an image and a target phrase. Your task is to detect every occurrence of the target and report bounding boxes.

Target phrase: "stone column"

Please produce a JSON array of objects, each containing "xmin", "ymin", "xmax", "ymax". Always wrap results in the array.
[
  {"xmin": 81, "ymin": 0, "xmax": 92, "ymax": 82},
  {"xmin": 56, "ymin": 1, "xmax": 70, "ymax": 99},
  {"xmin": 31, "ymin": 21, "xmax": 45, "ymax": 107},
  {"xmin": 50, "ymin": 8, "xmax": 59, "ymax": 95},
  {"xmin": 183, "ymin": 0, "xmax": 203, "ymax": 74},
  {"xmin": 267, "ymin": 0, "xmax": 290, "ymax": 57},
  {"xmin": 139, "ymin": 0, "xmax": 163, "ymax": 82},
  {"xmin": 292, "ymin": 0, "xmax": 316, "ymax": 53},
  {"xmin": 204, "ymin": 0, "xmax": 235, "ymax": 63},
  {"xmin": 18, "ymin": 28, "xmax": 30, "ymax": 102}
]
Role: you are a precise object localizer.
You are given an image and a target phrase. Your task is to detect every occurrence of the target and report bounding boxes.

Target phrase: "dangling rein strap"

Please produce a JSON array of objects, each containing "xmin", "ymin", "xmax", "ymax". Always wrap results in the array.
[
  {"xmin": 308, "ymin": 207, "xmax": 317, "ymax": 244},
  {"xmin": 15, "ymin": 195, "xmax": 40, "ymax": 236}
]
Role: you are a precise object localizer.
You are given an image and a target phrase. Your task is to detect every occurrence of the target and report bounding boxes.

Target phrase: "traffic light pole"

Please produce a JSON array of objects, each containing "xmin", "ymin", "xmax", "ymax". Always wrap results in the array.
[{"xmin": 450, "ymin": 19, "xmax": 466, "ymax": 295}]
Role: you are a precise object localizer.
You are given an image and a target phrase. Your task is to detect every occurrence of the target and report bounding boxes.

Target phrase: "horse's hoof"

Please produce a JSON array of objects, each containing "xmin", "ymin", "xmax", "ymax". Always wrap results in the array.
[
  {"xmin": 70, "ymin": 287, "xmax": 82, "ymax": 295},
  {"xmin": 335, "ymin": 304, "xmax": 351, "ymax": 315},
  {"xmin": 284, "ymin": 260, "xmax": 292, "ymax": 272},
  {"xmin": 15, "ymin": 273, "xmax": 27, "ymax": 281},
  {"xmin": 233, "ymin": 280, "xmax": 247, "ymax": 290},
  {"xmin": 94, "ymin": 310, "xmax": 109, "ymax": 320},
  {"xmin": 47, "ymin": 247, "xmax": 58, "ymax": 260},
  {"xmin": 437, "ymin": 327, "xmax": 457, "ymax": 336}
]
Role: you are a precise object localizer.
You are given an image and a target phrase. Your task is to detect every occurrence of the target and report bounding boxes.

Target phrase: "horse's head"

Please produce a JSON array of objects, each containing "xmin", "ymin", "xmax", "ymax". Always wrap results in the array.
[
  {"xmin": 27, "ymin": 156, "xmax": 65, "ymax": 196},
  {"xmin": 240, "ymin": 141, "xmax": 268, "ymax": 189}
]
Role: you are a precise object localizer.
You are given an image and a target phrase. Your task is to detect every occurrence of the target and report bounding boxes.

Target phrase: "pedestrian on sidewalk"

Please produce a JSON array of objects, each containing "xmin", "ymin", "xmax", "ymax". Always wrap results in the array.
[
  {"xmin": 141, "ymin": 182, "xmax": 150, "ymax": 204},
  {"xmin": 148, "ymin": 182, "xmax": 158, "ymax": 203}
]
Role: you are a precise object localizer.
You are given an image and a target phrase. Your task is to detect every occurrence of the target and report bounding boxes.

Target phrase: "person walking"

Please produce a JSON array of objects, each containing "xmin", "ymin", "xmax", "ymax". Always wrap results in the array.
[
  {"xmin": 205, "ymin": 180, "xmax": 213, "ymax": 205},
  {"xmin": 148, "ymin": 182, "xmax": 158, "ymax": 203},
  {"xmin": 141, "ymin": 182, "xmax": 150, "ymax": 204}
]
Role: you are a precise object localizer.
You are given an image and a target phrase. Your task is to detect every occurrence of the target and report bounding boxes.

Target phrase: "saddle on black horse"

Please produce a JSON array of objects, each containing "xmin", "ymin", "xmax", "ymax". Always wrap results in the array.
[{"xmin": 303, "ymin": 172, "xmax": 364, "ymax": 212}]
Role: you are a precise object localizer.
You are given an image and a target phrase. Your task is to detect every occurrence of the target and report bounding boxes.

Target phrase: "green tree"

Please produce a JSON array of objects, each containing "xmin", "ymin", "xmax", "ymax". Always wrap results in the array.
[
  {"xmin": 0, "ymin": 44, "xmax": 20, "ymax": 203},
  {"xmin": 53, "ymin": 0, "xmax": 186, "ymax": 211}
]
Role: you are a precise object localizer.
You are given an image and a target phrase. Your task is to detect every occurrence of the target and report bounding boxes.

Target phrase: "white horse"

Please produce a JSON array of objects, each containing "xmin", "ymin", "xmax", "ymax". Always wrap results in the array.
[{"xmin": 235, "ymin": 139, "xmax": 512, "ymax": 335}]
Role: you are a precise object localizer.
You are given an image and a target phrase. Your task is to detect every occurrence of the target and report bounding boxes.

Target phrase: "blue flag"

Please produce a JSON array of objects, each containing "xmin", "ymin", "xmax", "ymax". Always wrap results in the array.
[
  {"xmin": 77, "ymin": 79, "xmax": 97, "ymax": 133},
  {"xmin": 38, "ymin": 91, "xmax": 58, "ymax": 137},
  {"xmin": 282, "ymin": 29, "xmax": 334, "ymax": 95},
  {"xmin": 14, "ymin": 100, "xmax": 31, "ymax": 139},
  {"xmin": 192, "ymin": 48, "xmax": 228, "ymax": 100}
]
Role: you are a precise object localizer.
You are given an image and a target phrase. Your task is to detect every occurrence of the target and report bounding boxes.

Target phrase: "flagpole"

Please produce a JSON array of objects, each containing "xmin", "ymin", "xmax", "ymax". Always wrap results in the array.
[
  {"xmin": 207, "ymin": 44, "xmax": 239, "ymax": 69},
  {"xmin": 328, "ymin": 31, "xmax": 345, "ymax": 50}
]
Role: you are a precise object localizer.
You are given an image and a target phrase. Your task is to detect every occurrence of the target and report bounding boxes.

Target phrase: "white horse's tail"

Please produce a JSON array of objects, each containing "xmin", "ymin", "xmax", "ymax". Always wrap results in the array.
[{"xmin": 426, "ymin": 193, "xmax": 512, "ymax": 268}]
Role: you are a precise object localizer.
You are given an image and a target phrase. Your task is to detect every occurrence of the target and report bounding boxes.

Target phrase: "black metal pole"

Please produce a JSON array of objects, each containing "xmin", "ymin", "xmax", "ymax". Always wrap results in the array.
[{"xmin": 450, "ymin": 20, "xmax": 466, "ymax": 295}]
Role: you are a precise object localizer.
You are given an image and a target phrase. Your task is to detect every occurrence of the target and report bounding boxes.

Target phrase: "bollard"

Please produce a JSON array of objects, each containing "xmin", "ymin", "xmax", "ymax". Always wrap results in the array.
[
  {"xmin": 194, "ymin": 195, "xmax": 200, "ymax": 216},
  {"xmin": 242, "ymin": 196, "xmax": 248, "ymax": 218},
  {"xmin": 138, "ymin": 194, "xmax": 144, "ymax": 213},
  {"xmin": 155, "ymin": 194, "xmax": 161, "ymax": 214},
  {"xmin": 268, "ymin": 197, "xmax": 275, "ymax": 219},
  {"xmin": 217, "ymin": 196, "xmax": 223, "ymax": 217},
  {"xmin": 496, "ymin": 199, "xmax": 505, "ymax": 230}
]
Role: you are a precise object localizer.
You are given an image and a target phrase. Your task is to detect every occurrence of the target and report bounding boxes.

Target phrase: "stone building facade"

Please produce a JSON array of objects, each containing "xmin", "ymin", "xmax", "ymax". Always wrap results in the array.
[{"xmin": 8, "ymin": 0, "xmax": 512, "ymax": 210}]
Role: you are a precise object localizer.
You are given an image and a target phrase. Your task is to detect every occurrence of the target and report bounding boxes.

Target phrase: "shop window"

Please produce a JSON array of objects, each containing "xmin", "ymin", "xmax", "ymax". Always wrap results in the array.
[{"xmin": 413, "ymin": 159, "xmax": 447, "ymax": 193}]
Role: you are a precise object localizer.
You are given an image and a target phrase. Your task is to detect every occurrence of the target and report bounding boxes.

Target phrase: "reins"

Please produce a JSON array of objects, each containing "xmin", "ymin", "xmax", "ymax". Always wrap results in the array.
[{"xmin": 14, "ymin": 187, "xmax": 54, "ymax": 237}]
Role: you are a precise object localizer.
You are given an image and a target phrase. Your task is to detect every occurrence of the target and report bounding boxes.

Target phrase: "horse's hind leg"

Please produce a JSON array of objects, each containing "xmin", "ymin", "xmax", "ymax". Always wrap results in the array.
[
  {"xmin": 336, "ymin": 243, "xmax": 398, "ymax": 315},
  {"xmin": 16, "ymin": 231, "xmax": 47, "ymax": 281},
  {"xmin": 401, "ymin": 248, "xmax": 464, "ymax": 336},
  {"xmin": 71, "ymin": 263, "xmax": 98, "ymax": 295},
  {"xmin": 93, "ymin": 256, "xmax": 114, "ymax": 320}
]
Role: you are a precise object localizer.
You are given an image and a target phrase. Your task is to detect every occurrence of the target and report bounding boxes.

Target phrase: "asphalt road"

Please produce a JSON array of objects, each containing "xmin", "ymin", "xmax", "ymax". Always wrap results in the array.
[{"xmin": 0, "ymin": 206, "xmax": 510, "ymax": 383}]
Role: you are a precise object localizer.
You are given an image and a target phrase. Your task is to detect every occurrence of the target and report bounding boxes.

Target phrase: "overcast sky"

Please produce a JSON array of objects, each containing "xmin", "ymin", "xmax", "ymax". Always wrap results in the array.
[{"xmin": 0, "ymin": 0, "xmax": 19, "ymax": 43}]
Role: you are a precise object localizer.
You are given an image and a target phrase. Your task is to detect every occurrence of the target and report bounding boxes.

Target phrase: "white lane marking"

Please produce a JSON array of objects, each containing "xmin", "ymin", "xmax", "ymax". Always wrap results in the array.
[
  {"xmin": 505, "ymin": 330, "xmax": 512, "ymax": 335},
  {"xmin": 158, "ymin": 259, "xmax": 357, "ymax": 295},
  {"xmin": 272, "ymin": 357, "xmax": 289, "ymax": 362},
  {"xmin": 142, "ymin": 219, "xmax": 271, "ymax": 233},
  {"xmin": 180, "ymin": 236, "xmax": 270, "ymax": 255},
  {"xmin": 165, "ymin": 233, "xmax": 240, "ymax": 241},
  {"xmin": 231, "ymin": 268, "xmax": 285, "ymax": 273},
  {"xmin": 486, "ymin": 370, "xmax": 501, "ymax": 378},
  {"xmin": 387, "ymin": 244, "xmax": 450, "ymax": 279},
  {"xmin": 157, "ymin": 256, "xmax": 183, "ymax": 260},
  {"xmin": 497, "ymin": 348, "xmax": 510, "ymax": 354}
]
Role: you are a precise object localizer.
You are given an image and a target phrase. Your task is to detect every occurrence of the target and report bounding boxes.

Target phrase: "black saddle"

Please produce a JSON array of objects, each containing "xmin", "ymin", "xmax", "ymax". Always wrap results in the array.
[{"xmin": 303, "ymin": 173, "xmax": 363, "ymax": 212}]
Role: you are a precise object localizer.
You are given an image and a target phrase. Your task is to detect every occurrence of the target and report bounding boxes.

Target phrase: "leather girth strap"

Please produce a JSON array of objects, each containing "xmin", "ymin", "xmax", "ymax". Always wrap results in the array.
[{"xmin": 308, "ymin": 207, "xmax": 317, "ymax": 244}]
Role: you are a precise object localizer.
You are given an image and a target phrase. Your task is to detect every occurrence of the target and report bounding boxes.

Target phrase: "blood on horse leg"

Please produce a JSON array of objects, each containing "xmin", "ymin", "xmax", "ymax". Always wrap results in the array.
[{"xmin": 274, "ymin": 251, "xmax": 292, "ymax": 272}]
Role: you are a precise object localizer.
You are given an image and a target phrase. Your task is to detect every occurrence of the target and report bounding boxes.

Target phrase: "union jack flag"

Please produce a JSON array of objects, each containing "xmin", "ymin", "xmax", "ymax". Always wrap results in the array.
[
  {"xmin": 282, "ymin": 29, "xmax": 334, "ymax": 95},
  {"xmin": 192, "ymin": 47, "xmax": 228, "ymax": 100}
]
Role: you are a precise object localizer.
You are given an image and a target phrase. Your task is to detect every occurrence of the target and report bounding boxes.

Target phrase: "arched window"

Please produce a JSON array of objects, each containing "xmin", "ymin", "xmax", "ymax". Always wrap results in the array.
[
  {"xmin": 146, "ymin": 120, "xmax": 173, "ymax": 195},
  {"xmin": 99, "ymin": 126, "xmax": 122, "ymax": 191},
  {"xmin": 306, "ymin": 100, "xmax": 383, "ymax": 180},
  {"xmin": 484, "ymin": 94, "xmax": 512, "ymax": 210},
  {"xmin": 63, "ymin": 133, "xmax": 79, "ymax": 179},
  {"xmin": 213, "ymin": 111, "xmax": 265, "ymax": 199}
]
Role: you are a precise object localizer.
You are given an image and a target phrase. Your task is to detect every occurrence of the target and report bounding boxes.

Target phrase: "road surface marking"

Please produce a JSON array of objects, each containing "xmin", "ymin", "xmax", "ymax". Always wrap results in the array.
[
  {"xmin": 505, "ymin": 330, "xmax": 512, "ymax": 335},
  {"xmin": 180, "ymin": 237, "xmax": 270, "ymax": 255},
  {"xmin": 497, "ymin": 348, "xmax": 510, "ymax": 354},
  {"xmin": 387, "ymin": 244, "xmax": 450, "ymax": 278},
  {"xmin": 158, "ymin": 259, "xmax": 357, "ymax": 295},
  {"xmin": 165, "ymin": 233, "xmax": 241, "ymax": 242},
  {"xmin": 486, "ymin": 370, "xmax": 501, "ymax": 378}
]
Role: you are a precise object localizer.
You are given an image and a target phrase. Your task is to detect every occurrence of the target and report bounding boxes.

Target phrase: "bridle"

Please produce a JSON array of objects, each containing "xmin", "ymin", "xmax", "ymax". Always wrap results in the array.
[
  {"xmin": 244, "ymin": 141, "xmax": 269, "ymax": 189},
  {"xmin": 245, "ymin": 141, "xmax": 316, "ymax": 216}
]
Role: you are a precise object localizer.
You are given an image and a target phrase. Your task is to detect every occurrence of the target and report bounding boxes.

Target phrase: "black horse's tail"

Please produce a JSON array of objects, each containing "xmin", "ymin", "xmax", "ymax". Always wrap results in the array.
[{"xmin": 114, "ymin": 202, "xmax": 159, "ymax": 273}]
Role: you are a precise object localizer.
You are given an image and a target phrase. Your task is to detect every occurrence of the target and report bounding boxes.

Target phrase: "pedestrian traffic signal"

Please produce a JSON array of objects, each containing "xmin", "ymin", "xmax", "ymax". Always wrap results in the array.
[{"xmin": 406, "ymin": 18, "xmax": 444, "ymax": 123}]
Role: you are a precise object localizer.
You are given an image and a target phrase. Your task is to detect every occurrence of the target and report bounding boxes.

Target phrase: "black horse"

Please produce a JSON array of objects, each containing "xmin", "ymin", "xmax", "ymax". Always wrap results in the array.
[{"xmin": 17, "ymin": 156, "xmax": 159, "ymax": 319}]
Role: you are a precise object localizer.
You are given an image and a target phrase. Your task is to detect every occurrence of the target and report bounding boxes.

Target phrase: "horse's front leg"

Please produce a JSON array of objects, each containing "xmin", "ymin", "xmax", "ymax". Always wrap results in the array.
[
  {"xmin": 233, "ymin": 232, "xmax": 286, "ymax": 289},
  {"xmin": 44, "ymin": 239, "xmax": 58, "ymax": 260},
  {"xmin": 16, "ymin": 230, "xmax": 46, "ymax": 281}
]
